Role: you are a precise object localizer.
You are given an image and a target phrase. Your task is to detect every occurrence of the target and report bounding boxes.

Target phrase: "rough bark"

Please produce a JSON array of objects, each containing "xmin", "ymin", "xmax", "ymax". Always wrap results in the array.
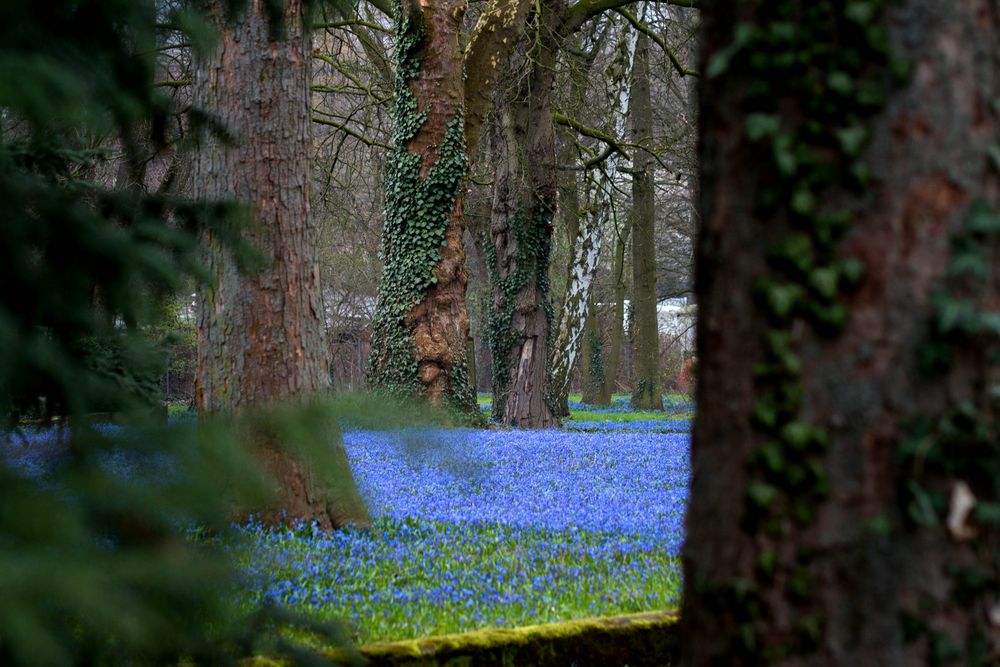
[
  {"xmin": 463, "ymin": 0, "xmax": 532, "ymax": 157},
  {"xmin": 629, "ymin": 27, "xmax": 663, "ymax": 410},
  {"xmin": 682, "ymin": 1, "xmax": 999, "ymax": 665},
  {"xmin": 485, "ymin": 0, "xmax": 566, "ymax": 428},
  {"xmin": 368, "ymin": 0, "xmax": 478, "ymax": 415},
  {"xmin": 193, "ymin": 0, "xmax": 369, "ymax": 529}
]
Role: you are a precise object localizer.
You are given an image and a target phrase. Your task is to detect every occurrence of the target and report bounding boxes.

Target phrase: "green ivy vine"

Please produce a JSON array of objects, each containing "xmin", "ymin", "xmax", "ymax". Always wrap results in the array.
[
  {"xmin": 368, "ymin": 0, "xmax": 472, "ymax": 408},
  {"xmin": 896, "ymin": 200, "xmax": 1000, "ymax": 666},
  {"xmin": 484, "ymin": 201, "xmax": 555, "ymax": 420},
  {"xmin": 704, "ymin": 0, "xmax": 901, "ymax": 659}
]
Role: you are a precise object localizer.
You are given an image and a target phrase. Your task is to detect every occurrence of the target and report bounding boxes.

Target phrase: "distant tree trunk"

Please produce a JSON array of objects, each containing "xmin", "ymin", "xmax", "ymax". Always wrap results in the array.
[
  {"xmin": 579, "ymin": 295, "xmax": 604, "ymax": 404},
  {"xmin": 682, "ymin": 1, "xmax": 999, "ymax": 665},
  {"xmin": 368, "ymin": 0, "xmax": 478, "ymax": 416},
  {"xmin": 629, "ymin": 28, "xmax": 663, "ymax": 410},
  {"xmin": 193, "ymin": 0, "xmax": 369, "ymax": 529},
  {"xmin": 550, "ymin": 127, "xmax": 582, "ymax": 417},
  {"xmin": 550, "ymin": 23, "xmax": 635, "ymax": 414},
  {"xmin": 485, "ymin": 0, "xmax": 565, "ymax": 429},
  {"xmin": 549, "ymin": 171, "xmax": 605, "ymax": 413},
  {"xmin": 599, "ymin": 221, "xmax": 629, "ymax": 405}
]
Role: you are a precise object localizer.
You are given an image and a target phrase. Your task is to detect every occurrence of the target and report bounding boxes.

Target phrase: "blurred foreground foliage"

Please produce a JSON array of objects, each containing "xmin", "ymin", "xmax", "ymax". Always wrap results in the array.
[{"xmin": 0, "ymin": 1, "xmax": 363, "ymax": 665}]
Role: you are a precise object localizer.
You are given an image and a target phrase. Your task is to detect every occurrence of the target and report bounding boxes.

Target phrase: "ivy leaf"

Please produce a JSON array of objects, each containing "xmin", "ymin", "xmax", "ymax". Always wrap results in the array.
[
  {"xmin": 907, "ymin": 481, "xmax": 939, "ymax": 526},
  {"xmin": 745, "ymin": 113, "xmax": 780, "ymax": 141},
  {"xmin": 835, "ymin": 125, "xmax": 868, "ymax": 156},
  {"xmin": 773, "ymin": 134, "xmax": 798, "ymax": 176},
  {"xmin": 948, "ymin": 251, "xmax": 987, "ymax": 279},
  {"xmin": 987, "ymin": 145, "xmax": 1000, "ymax": 175},
  {"xmin": 966, "ymin": 200, "xmax": 1000, "ymax": 235},
  {"xmin": 810, "ymin": 266, "xmax": 840, "ymax": 300},
  {"xmin": 748, "ymin": 481, "xmax": 780, "ymax": 508}
]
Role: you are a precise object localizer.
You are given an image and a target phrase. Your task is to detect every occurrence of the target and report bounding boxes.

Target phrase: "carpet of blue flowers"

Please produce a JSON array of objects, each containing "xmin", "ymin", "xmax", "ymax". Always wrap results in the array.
[
  {"xmin": 231, "ymin": 423, "xmax": 690, "ymax": 643},
  {"xmin": 3, "ymin": 405, "xmax": 692, "ymax": 645}
]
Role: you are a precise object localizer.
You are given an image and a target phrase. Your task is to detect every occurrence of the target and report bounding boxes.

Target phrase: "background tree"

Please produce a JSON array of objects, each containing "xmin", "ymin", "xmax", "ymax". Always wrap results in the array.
[
  {"xmin": 193, "ymin": 0, "xmax": 370, "ymax": 528},
  {"xmin": 628, "ymin": 15, "xmax": 663, "ymax": 410},
  {"xmin": 683, "ymin": 1, "xmax": 999, "ymax": 664}
]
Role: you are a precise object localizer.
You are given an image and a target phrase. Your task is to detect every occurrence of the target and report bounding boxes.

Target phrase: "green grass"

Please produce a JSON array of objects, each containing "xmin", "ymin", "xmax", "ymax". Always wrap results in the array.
[
  {"xmin": 477, "ymin": 392, "xmax": 693, "ymax": 423},
  {"xmin": 234, "ymin": 517, "xmax": 682, "ymax": 645}
]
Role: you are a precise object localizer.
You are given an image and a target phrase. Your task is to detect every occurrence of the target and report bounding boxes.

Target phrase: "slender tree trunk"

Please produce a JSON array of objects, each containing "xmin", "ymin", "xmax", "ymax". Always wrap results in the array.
[
  {"xmin": 599, "ymin": 221, "xmax": 629, "ymax": 405},
  {"xmin": 192, "ymin": 0, "xmax": 369, "ymax": 529},
  {"xmin": 550, "ymin": 21, "xmax": 636, "ymax": 413},
  {"xmin": 549, "ymin": 171, "xmax": 605, "ymax": 412},
  {"xmin": 550, "ymin": 128, "xmax": 582, "ymax": 417},
  {"xmin": 368, "ymin": 0, "xmax": 478, "ymax": 416},
  {"xmin": 682, "ymin": 1, "xmax": 999, "ymax": 664},
  {"xmin": 579, "ymin": 294, "xmax": 604, "ymax": 404},
  {"xmin": 485, "ymin": 0, "xmax": 565, "ymax": 428},
  {"xmin": 629, "ymin": 27, "xmax": 663, "ymax": 410}
]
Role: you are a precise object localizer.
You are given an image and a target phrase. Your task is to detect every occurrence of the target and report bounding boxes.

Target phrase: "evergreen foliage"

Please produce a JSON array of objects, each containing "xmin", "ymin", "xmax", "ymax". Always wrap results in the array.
[{"xmin": 0, "ymin": 2, "xmax": 358, "ymax": 665}]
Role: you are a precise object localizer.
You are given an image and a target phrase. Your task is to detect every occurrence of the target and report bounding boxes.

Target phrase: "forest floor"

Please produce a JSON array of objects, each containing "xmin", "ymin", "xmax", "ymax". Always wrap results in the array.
[
  {"xmin": 4, "ymin": 394, "xmax": 693, "ymax": 646},
  {"xmin": 232, "ymin": 394, "xmax": 693, "ymax": 644}
]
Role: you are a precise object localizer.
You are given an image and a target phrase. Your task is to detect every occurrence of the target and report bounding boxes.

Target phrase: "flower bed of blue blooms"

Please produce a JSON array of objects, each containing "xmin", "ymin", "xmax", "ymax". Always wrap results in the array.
[
  {"xmin": 231, "ymin": 424, "xmax": 690, "ymax": 644},
  {"xmin": 4, "ymin": 411, "xmax": 691, "ymax": 646}
]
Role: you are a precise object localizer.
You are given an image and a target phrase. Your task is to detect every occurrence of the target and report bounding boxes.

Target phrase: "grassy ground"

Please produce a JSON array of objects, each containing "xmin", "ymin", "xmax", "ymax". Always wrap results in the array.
[{"xmin": 477, "ymin": 392, "xmax": 694, "ymax": 423}]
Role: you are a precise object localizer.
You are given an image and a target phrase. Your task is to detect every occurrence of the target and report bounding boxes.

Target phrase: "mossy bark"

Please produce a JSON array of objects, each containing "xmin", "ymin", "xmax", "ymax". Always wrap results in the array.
[
  {"xmin": 192, "ymin": 0, "xmax": 369, "ymax": 529},
  {"xmin": 683, "ymin": 1, "xmax": 999, "ymax": 664},
  {"xmin": 315, "ymin": 610, "xmax": 680, "ymax": 667},
  {"xmin": 484, "ymin": 0, "xmax": 566, "ymax": 429},
  {"xmin": 368, "ymin": 0, "xmax": 479, "ymax": 419}
]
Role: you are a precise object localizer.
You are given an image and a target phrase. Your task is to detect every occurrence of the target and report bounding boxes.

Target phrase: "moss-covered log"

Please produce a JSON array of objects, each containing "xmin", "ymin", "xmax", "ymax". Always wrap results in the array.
[{"xmin": 248, "ymin": 610, "xmax": 680, "ymax": 667}]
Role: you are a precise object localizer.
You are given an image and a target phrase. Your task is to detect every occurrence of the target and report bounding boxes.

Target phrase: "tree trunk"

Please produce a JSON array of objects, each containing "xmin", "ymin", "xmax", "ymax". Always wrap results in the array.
[
  {"xmin": 682, "ymin": 1, "xmax": 999, "ymax": 665},
  {"xmin": 579, "ymin": 294, "xmax": 605, "ymax": 404},
  {"xmin": 629, "ymin": 27, "xmax": 663, "ymax": 411},
  {"xmin": 599, "ymin": 221, "xmax": 629, "ymax": 405},
  {"xmin": 367, "ymin": 0, "xmax": 478, "ymax": 417},
  {"xmin": 484, "ymin": 0, "xmax": 565, "ymax": 429},
  {"xmin": 550, "ymin": 24, "xmax": 637, "ymax": 417},
  {"xmin": 550, "ymin": 129, "xmax": 582, "ymax": 417},
  {"xmin": 549, "ymin": 170, "xmax": 605, "ymax": 413},
  {"xmin": 192, "ymin": 0, "xmax": 369, "ymax": 529}
]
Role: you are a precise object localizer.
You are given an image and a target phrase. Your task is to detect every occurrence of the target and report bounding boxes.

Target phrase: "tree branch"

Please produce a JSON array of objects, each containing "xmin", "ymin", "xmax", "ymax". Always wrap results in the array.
[
  {"xmin": 614, "ymin": 7, "xmax": 697, "ymax": 78},
  {"xmin": 463, "ymin": 0, "xmax": 532, "ymax": 158},
  {"xmin": 553, "ymin": 112, "xmax": 630, "ymax": 167},
  {"xmin": 561, "ymin": 0, "xmax": 699, "ymax": 37}
]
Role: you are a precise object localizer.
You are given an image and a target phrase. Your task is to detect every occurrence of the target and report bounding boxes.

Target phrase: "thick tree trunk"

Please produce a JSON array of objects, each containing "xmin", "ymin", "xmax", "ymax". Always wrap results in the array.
[
  {"xmin": 368, "ymin": 0, "xmax": 478, "ymax": 416},
  {"xmin": 682, "ymin": 1, "xmax": 999, "ymax": 665},
  {"xmin": 193, "ymin": 0, "xmax": 369, "ymax": 529},
  {"xmin": 629, "ymin": 28, "xmax": 663, "ymax": 411},
  {"xmin": 599, "ymin": 222, "xmax": 629, "ymax": 405},
  {"xmin": 484, "ymin": 0, "xmax": 565, "ymax": 429}
]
